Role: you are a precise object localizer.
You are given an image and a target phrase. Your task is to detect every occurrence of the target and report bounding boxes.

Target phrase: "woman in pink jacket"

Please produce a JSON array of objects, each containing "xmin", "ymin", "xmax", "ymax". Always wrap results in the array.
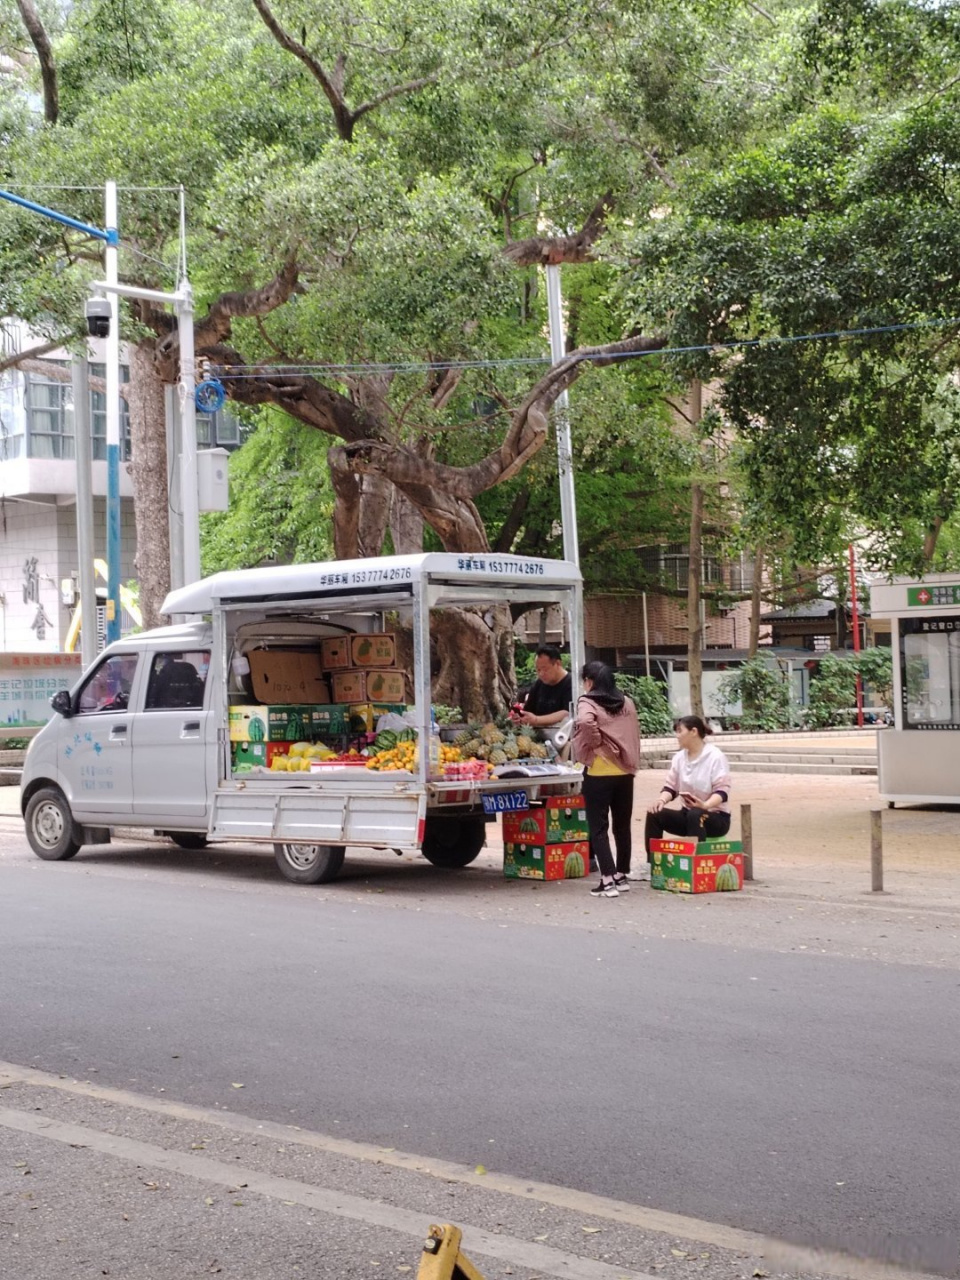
[
  {"xmin": 572, "ymin": 661, "xmax": 641, "ymax": 899},
  {"xmin": 644, "ymin": 715, "xmax": 732, "ymax": 863}
]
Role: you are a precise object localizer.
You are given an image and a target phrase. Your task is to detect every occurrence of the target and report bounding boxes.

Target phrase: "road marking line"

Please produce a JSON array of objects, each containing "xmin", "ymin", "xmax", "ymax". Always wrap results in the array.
[
  {"xmin": 0, "ymin": 1105, "xmax": 648, "ymax": 1280},
  {"xmin": 0, "ymin": 1061, "xmax": 939, "ymax": 1280}
]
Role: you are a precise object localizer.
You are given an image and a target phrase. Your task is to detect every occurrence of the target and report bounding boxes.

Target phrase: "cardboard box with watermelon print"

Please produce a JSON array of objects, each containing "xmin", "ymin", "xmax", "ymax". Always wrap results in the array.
[
  {"xmin": 501, "ymin": 796, "xmax": 588, "ymax": 845},
  {"xmin": 503, "ymin": 839, "xmax": 589, "ymax": 881},
  {"xmin": 650, "ymin": 837, "xmax": 744, "ymax": 894}
]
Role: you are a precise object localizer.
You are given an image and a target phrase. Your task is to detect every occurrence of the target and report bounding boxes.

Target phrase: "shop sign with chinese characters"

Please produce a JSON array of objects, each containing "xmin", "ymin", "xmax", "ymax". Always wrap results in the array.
[
  {"xmin": 907, "ymin": 585, "xmax": 960, "ymax": 607},
  {"xmin": 0, "ymin": 653, "xmax": 82, "ymax": 727}
]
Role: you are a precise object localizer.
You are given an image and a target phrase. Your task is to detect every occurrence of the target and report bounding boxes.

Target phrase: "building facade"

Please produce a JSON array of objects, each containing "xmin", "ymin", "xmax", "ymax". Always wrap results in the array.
[{"xmin": 1, "ymin": 321, "xmax": 237, "ymax": 653}]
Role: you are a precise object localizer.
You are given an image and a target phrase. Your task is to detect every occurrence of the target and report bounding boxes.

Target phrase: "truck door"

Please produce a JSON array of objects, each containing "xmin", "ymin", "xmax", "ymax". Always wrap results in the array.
[
  {"xmin": 132, "ymin": 650, "xmax": 212, "ymax": 822},
  {"xmin": 67, "ymin": 651, "xmax": 139, "ymax": 822}
]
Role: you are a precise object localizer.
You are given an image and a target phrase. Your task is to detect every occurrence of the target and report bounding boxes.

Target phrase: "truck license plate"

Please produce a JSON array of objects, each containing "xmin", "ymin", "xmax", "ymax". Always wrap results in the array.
[{"xmin": 482, "ymin": 789, "xmax": 529, "ymax": 815}]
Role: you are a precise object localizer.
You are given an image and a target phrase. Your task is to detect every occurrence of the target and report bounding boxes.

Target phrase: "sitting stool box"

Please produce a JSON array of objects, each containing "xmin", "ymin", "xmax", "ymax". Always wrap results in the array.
[{"xmin": 650, "ymin": 837, "xmax": 744, "ymax": 893}]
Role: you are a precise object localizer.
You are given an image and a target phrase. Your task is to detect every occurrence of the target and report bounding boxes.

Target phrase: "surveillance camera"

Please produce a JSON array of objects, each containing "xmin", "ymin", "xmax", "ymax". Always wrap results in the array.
[{"xmin": 85, "ymin": 297, "xmax": 111, "ymax": 339}]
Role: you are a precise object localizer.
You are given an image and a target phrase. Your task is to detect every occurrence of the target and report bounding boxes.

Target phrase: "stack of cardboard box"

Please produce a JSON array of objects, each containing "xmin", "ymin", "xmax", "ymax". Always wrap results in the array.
[{"xmin": 502, "ymin": 797, "xmax": 589, "ymax": 880}]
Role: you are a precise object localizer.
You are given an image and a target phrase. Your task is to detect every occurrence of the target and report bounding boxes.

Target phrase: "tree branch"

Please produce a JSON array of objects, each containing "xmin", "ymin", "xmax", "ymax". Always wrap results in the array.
[
  {"xmin": 0, "ymin": 338, "xmax": 69, "ymax": 375},
  {"xmin": 15, "ymin": 0, "xmax": 57, "ymax": 123},
  {"xmin": 503, "ymin": 191, "xmax": 614, "ymax": 266},
  {"xmin": 352, "ymin": 74, "xmax": 439, "ymax": 124},
  {"xmin": 152, "ymin": 256, "xmax": 300, "ymax": 377},
  {"xmin": 251, "ymin": 0, "xmax": 353, "ymax": 139}
]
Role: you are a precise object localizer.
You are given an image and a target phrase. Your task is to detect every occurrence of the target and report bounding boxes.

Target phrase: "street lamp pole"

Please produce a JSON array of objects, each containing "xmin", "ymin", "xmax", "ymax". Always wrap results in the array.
[
  {"xmin": 104, "ymin": 181, "xmax": 122, "ymax": 643},
  {"xmin": 545, "ymin": 264, "xmax": 580, "ymax": 569}
]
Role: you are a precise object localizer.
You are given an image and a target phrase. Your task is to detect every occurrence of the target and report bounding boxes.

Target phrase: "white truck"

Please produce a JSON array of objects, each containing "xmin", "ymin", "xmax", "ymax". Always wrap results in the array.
[{"xmin": 20, "ymin": 553, "xmax": 584, "ymax": 883}]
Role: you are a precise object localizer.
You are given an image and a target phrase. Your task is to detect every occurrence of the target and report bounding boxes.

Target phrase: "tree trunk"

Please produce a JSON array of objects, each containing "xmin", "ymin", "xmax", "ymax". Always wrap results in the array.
[
  {"xmin": 430, "ymin": 607, "xmax": 515, "ymax": 719},
  {"xmin": 389, "ymin": 485, "xmax": 424, "ymax": 555},
  {"xmin": 126, "ymin": 340, "xmax": 171, "ymax": 630},
  {"xmin": 687, "ymin": 382, "xmax": 704, "ymax": 719},
  {"xmin": 922, "ymin": 515, "xmax": 943, "ymax": 563},
  {"xmin": 393, "ymin": 606, "xmax": 515, "ymax": 721},
  {"xmin": 749, "ymin": 545, "xmax": 764, "ymax": 658},
  {"xmin": 835, "ymin": 566, "xmax": 849, "ymax": 649}
]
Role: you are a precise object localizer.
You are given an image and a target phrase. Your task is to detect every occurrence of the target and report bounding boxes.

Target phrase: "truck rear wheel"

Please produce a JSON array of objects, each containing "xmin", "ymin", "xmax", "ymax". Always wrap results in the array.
[
  {"xmin": 420, "ymin": 815, "xmax": 486, "ymax": 868},
  {"xmin": 24, "ymin": 787, "xmax": 81, "ymax": 862},
  {"xmin": 274, "ymin": 842, "xmax": 345, "ymax": 884}
]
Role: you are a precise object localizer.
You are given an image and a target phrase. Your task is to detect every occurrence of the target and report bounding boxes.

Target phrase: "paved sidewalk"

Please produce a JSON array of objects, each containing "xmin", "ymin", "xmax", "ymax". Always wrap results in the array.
[{"xmin": 6, "ymin": 770, "xmax": 960, "ymax": 971}]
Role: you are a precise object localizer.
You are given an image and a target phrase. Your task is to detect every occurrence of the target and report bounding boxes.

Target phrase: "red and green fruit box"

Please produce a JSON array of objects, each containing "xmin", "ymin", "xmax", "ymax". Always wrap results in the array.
[
  {"xmin": 502, "ymin": 796, "xmax": 587, "ymax": 845},
  {"xmin": 232, "ymin": 741, "xmax": 293, "ymax": 771},
  {"xmin": 650, "ymin": 837, "xmax": 744, "ymax": 894},
  {"xmin": 503, "ymin": 840, "xmax": 589, "ymax": 881}
]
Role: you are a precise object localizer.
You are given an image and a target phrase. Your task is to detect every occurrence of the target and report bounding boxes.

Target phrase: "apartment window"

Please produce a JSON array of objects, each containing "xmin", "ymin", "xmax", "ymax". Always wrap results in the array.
[
  {"xmin": 25, "ymin": 363, "xmax": 73, "ymax": 458},
  {"xmin": 729, "ymin": 553, "xmax": 755, "ymax": 593},
  {"xmin": 0, "ymin": 376, "xmax": 25, "ymax": 459},
  {"xmin": 89, "ymin": 363, "xmax": 132, "ymax": 462},
  {"xmin": 641, "ymin": 543, "xmax": 722, "ymax": 590},
  {"xmin": 196, "ymin": 408, "xmax": 240, "ymax": 448}
]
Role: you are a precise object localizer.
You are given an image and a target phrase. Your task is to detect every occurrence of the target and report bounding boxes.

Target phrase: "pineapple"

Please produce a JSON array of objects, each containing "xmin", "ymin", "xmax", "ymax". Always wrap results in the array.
[
  {"xmin": 465, "ymin": 738, "xmax": 484, "ymax": 757},
  {"xmin": 489, "ymin": 748, "xmax": 508, "ymax": 766},
  {"xmin": 529, "ymin": 742, "xmax": 548, "ymax": 759},
  {"xmin": 480, "ymin": 723, "xmax": 500, "ymax": 744},
  {"xmin": 516, "ymin": 734, "xmax": 534, "ymax": 757},
  {"xmin": 454, "ymin": 729, "xmax": 472, "ymax": 748},
  {"xmin": 502, "ymin": 738, "xmax": 519, "ymax": 760}
]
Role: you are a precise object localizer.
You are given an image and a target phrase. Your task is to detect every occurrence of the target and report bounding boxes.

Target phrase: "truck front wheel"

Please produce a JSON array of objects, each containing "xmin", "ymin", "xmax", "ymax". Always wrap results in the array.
[
  {"xmin": 274, "ymin": 842, "xmax": 345, "ymax": 884},
  {"xmin": 24, "ymin": 787, "xmax": 81, "ymax": 862},
  {"xmin": 420, "ymin": 815, "xmax": 486, "ymax": 868}
]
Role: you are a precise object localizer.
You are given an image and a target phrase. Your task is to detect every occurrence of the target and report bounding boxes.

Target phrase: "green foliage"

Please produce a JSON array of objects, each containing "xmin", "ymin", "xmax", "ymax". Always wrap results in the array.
[
  {"xmin": 615, "ymin": 673, "xmax": 673, "ymax": 736},
  {"xmin": 715, "ymin": 656, "xmax": 794, "ymax": 732},
  {"xmin": 513, "ymin": 643, "xmax": 537, "ymax": 689},
  {"xmin": 619, "ymin": 92, "xmax": 960, "ymax": 575},
  {"xmin": 200, "ymin": 411, "xmax": 335, "ymax": 572},
  {"xmin": 854, "ymin": 645, "xmax": 893, "ymax": 711},
  {"xmin": 804, "ymin": 653, "xmax": 859, "ymax": 728}
]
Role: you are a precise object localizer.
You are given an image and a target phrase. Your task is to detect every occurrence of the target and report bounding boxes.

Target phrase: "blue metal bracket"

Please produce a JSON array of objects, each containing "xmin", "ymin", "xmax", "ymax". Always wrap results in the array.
[{"xmin": 0, "ymin": 188, "xmax": 116, "ymax": 245}]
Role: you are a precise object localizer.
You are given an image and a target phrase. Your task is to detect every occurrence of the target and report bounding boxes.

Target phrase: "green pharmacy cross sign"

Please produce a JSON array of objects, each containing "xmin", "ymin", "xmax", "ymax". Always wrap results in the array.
[{"xmin": 907, "ymin": 585, "xmax": 960, "ymax": 607}]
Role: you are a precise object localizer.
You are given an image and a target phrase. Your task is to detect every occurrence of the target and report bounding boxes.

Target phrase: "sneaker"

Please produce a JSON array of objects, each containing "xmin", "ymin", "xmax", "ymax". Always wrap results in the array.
[
  {"xmin": 626, "ymin": 865, "xmax": 650, "ymax": 882},
  {"xmin": 590, "ymin": 878, "xmax": 619, "ymax": 898},
  {"xmin": 612, "ymin": 874, "xmax": 630, "ymax": 892}
]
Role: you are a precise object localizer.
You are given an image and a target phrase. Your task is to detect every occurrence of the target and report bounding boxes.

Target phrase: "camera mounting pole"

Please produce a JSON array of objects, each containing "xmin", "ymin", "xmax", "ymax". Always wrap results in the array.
[{"xmin": 90, "ymin": 272, "xmax": 199, "ymax": 591}]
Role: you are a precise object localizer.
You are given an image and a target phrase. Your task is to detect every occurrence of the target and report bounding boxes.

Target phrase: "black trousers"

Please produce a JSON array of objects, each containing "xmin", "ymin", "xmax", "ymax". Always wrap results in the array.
[
  {"xmin": 582, "ymin": 772, "xmax": 635, "ymax": 879},
  {"xmin": 644, "ymin": 806, "xmax": 731, "ymax": 858}
]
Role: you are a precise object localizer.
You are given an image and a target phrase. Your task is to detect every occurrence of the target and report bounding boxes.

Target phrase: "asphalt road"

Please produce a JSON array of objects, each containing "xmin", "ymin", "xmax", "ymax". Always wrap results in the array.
[{"xmin": 2, "ymin": 831, "xmax": 958, "ymax": 1276}]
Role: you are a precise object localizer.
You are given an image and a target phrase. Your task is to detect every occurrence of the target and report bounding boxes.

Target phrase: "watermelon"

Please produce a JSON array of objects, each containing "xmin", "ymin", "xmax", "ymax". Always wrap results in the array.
[
  {"xmin": 563, "ymin": 850, "xmax": 586, "ymax": 878},
  {"xmin": 375, "ymin": 730, "xmax": 399, "ymax": 753},
  {"xmin": 715, "ymin": 861, "xmax": 740, "ymax": 892}
]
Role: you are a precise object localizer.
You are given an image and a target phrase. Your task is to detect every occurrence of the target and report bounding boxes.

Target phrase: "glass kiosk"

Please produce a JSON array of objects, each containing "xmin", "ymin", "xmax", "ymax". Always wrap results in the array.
[{"xmin": 871, "ymin": 575, "xmax": 960, "ymax": 804}]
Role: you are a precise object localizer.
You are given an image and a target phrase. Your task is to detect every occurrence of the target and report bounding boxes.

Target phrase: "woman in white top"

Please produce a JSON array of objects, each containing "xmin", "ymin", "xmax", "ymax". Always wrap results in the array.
[{"xmin": 644, "ymin": 715, "xmax": 732, "ymax": 862}]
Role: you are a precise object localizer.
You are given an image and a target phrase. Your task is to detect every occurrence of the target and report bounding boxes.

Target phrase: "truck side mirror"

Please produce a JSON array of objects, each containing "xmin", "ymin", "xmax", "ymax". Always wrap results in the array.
[{"xmin": 51, "ymin": 690, "xmax": 73, "ymax": 718}]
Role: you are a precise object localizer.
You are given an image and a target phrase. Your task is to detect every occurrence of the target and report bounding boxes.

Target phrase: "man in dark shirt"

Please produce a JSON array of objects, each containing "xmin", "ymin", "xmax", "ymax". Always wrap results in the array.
[{"xmin": 516, "ymin": 645, "xmax": 572, "ymax": 731}]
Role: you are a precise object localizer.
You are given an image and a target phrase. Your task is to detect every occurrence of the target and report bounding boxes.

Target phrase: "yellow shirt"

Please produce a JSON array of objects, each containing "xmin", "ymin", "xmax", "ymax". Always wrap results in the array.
[{"xmin": 587, "ymin": 754, "xmax": 628, "ymax": 777}]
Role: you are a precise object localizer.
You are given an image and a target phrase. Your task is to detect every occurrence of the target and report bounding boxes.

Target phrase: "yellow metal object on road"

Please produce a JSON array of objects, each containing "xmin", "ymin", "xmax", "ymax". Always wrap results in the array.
[{"xmin": 417, "ymin": 1224, "xmax": 487, "ymax": 1280}]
